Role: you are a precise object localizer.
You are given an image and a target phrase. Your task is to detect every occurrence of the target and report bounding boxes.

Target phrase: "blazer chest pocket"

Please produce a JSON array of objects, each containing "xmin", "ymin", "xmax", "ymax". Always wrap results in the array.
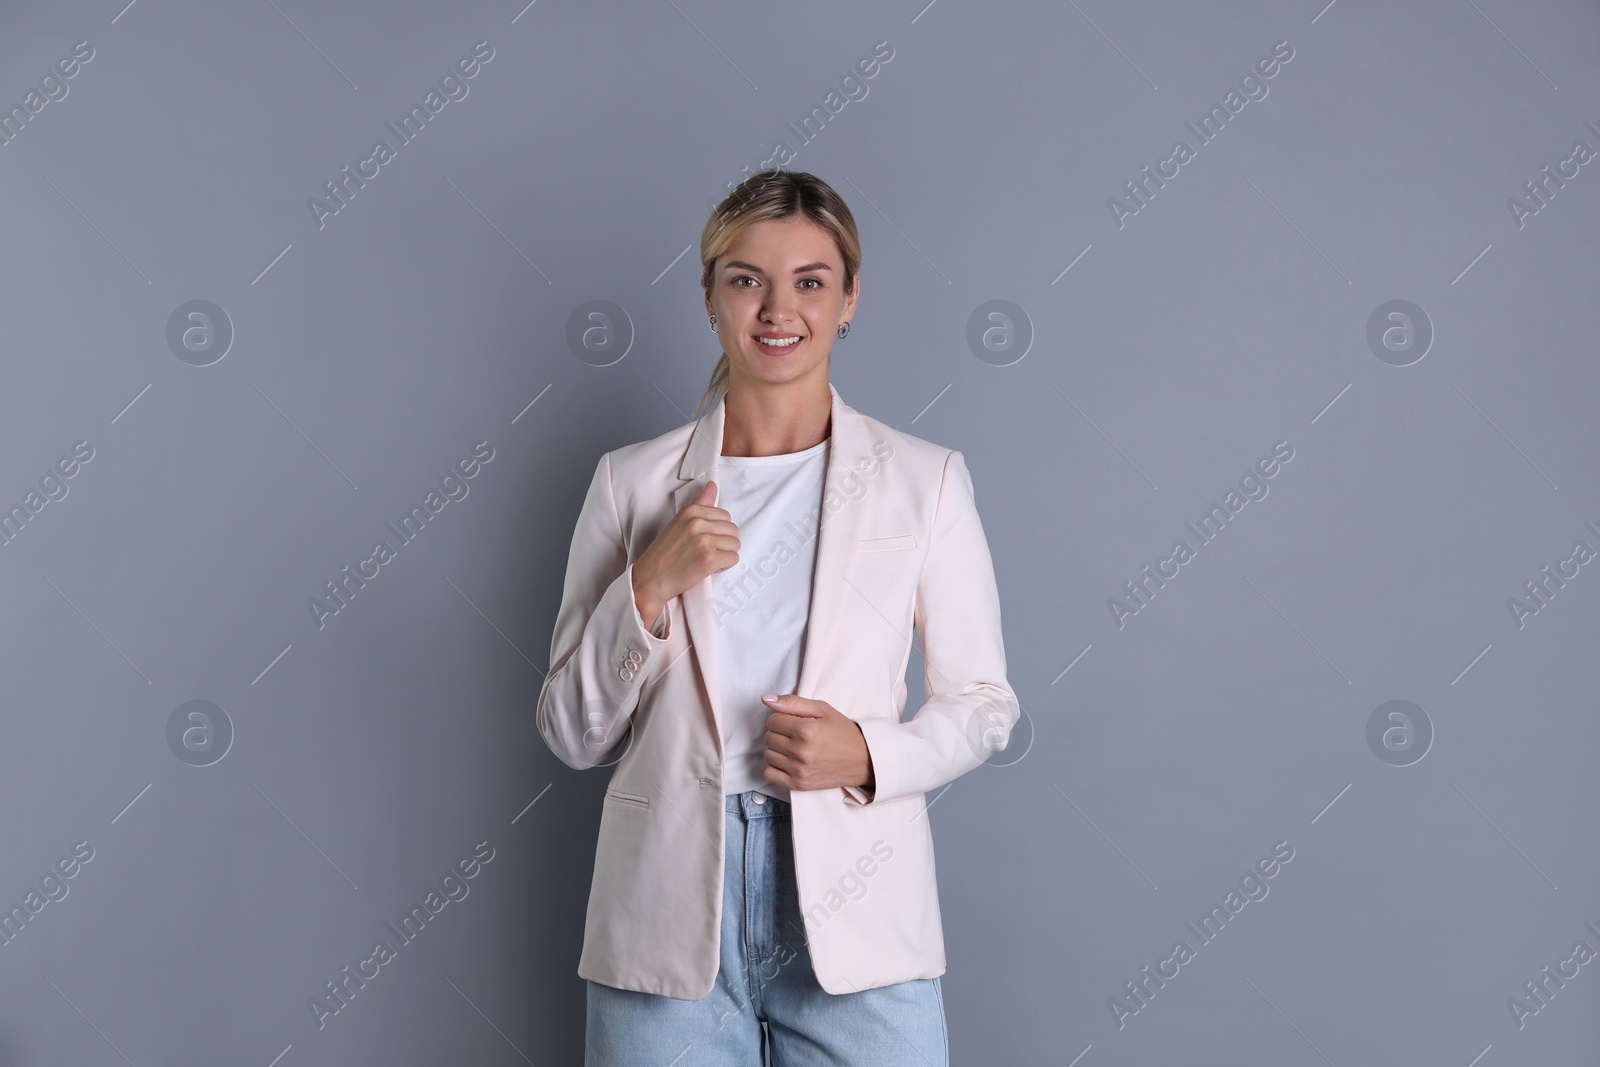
[
  {"xmin": 858, "ymin": 533, "xmax": 917, "ymax": 552},
  {"xmin": 605, "ymin": 787, "xmax": 650, "ymax": 810}
]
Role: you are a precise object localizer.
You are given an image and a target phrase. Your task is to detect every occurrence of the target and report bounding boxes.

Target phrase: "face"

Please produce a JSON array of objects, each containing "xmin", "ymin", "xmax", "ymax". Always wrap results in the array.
[{"xmin": 704, "ymin": 216, "xmax": 859, "ymax": 390}]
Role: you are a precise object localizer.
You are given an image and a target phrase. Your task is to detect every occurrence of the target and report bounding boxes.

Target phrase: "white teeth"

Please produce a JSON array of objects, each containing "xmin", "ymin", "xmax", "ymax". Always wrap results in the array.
[{"xmin": 757, "ymin": 336, "xmax": 800, "ymax": 346}]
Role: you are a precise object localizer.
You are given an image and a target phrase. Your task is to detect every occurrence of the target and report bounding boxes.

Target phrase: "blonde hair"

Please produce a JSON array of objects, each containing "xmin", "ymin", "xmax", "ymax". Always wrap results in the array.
[{"xmin": 693, "ymin": 170, "xmax": 862, "ymax": 420}]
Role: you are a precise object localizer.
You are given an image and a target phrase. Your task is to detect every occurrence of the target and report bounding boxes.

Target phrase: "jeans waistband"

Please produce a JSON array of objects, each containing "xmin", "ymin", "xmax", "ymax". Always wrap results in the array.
[{"xmin": 725, "ymin": 788, "xmax": 790, "ymax": 818}]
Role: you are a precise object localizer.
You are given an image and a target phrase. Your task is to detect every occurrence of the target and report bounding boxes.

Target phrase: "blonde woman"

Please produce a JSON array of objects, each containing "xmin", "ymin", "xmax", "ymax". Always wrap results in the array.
[{"xmin": 538, "ymin": 170, "xmax": 1020, "ymax": 1065}]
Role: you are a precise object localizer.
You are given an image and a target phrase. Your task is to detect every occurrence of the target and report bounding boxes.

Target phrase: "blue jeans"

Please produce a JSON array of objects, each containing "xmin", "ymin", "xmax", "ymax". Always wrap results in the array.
[{"xmin": 585, "ymin": 789, "xmax": 949, "ymax": 1066}]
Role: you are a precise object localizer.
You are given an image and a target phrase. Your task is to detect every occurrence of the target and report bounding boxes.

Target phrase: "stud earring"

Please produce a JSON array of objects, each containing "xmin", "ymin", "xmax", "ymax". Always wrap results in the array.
[
  {"xmin": 836, "ymin": 321, "xmax": 850, "ymax": 339},
  {"xmin": 709, "ymin": 315, "xmax": 718, "ymax": 333}
]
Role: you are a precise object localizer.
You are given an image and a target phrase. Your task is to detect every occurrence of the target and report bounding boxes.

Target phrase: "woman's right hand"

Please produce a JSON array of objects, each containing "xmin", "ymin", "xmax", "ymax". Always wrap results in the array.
[{"xmin": 631, "ymin": 481, "xmax": 739, "ymax": 627}]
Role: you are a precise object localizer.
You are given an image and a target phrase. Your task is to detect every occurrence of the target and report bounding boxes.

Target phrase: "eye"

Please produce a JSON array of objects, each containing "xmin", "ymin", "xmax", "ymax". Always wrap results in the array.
[
  {"xmin": 732, "ymin": 275, "xmax": 759, "ymax": 288},
  {"xmin": 798, "ymin": 278, "xmax": 823, "ymax": 291}
]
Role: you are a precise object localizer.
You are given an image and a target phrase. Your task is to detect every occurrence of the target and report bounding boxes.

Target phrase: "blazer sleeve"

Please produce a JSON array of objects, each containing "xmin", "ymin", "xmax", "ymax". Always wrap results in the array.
[
  {"xmin": 536, "ymin": 451, "xmax": 672, "ymax": 770},
  {"xmin": 845, "ymin": 449, "xmax": 1021, "ymax": 806}
]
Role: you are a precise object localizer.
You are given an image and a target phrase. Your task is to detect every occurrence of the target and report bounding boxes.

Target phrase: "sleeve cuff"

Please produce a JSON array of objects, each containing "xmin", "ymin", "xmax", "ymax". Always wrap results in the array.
[
  {"xmin": 845, "ymin": 716, "xmax": 905, "ymax": 805},
  {"xmin": 840, "ymin": 719, "xmax": 885, "ymax": 806},
  {"xmin": 624, "ymin": 562, "xmax": 671, "ymax": 644},
  {"xmin": 842, "ymin": 783, "xmax": 874, "ymax": 805}
]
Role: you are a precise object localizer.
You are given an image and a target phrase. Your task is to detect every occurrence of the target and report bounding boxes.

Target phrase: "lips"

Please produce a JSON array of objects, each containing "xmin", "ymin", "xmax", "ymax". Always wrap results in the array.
[{"xmin": 754, "ymin": 334, "xmax": 803, "ymax": 355}]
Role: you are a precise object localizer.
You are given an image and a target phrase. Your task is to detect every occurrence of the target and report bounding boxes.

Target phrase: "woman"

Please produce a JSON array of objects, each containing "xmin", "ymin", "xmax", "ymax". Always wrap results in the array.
[{"xmin": 537, "ymin": 170, "xmax": 1021, "ymax": 1066}]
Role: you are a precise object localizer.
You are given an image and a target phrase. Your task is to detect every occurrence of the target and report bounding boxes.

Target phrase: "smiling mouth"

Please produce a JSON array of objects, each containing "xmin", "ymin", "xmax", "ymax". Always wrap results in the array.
[{"xmin": 754, "ymin": 335, "xmax": 803, "ymax": 354}]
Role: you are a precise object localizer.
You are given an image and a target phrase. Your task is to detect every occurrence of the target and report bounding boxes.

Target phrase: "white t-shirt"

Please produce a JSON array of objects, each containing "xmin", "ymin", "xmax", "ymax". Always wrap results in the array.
[{"xmin": 713, "ymin": 436, "xmax": 830, "ymax": 802}]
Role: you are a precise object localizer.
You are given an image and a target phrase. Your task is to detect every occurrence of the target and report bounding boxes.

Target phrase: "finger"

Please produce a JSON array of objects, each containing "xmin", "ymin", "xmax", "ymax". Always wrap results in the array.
[
  {"xmin": 764, "ymin": 725, "xmax": 798, "ymax": 752},
  {"xmin": 763, "ymin": 745, "xmax": 799, "ymax": 776},
  {"xmin": 763, "ymin": 711, "xmax": 806, "ymax": 739},
  {"xmin": 763, "ymin": 694, "xmax": 822, "ymax": 716}
]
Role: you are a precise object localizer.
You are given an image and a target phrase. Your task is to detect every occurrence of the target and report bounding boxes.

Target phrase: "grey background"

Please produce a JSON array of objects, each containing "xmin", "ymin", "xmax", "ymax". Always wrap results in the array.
[{"xmin": 1, "ymin": 0, "xmax": 1596, "ymax": 1064}]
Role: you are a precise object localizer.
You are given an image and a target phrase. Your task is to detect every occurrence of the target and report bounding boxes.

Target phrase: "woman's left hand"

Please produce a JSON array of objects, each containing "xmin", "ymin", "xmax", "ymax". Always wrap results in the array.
[{"xmin": 760, "ymin": 694, "xmax": 874, "ymax": 795}]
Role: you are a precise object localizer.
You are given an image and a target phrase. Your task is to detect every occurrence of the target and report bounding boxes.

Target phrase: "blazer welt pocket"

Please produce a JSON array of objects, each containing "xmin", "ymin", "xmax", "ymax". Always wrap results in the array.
[
  {"xmin": 858, "ymin": 533, "xmax": 918, "ymax": 552},
  {"xmin": 604, "ymin": 788, "xmax": 651, "ymax": 809}
]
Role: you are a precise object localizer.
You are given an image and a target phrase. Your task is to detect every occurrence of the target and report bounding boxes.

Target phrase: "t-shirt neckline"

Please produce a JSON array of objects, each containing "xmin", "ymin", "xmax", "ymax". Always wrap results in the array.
[{"xmin": 719, "ymin": 436, "xmax": 829, "ymax": 466}]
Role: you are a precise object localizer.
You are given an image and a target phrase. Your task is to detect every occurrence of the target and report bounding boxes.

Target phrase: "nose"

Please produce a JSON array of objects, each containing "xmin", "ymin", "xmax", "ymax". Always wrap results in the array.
[{"xmin": 761, "ymin": 291, "xmax": 797, "ymax": 326}]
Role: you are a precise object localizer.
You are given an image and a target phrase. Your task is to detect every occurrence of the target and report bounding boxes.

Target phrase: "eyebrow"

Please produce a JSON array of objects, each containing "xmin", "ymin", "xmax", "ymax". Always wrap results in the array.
[{"xmin": 722, "ymin": 260, "xmax": 834, "ymax": 275}]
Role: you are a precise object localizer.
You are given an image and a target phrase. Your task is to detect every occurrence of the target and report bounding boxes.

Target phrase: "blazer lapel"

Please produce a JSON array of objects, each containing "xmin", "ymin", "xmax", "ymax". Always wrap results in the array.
[
  {"xmin": 795, "ymin": 383, "xmax": 871, "ymax": 702},
  {"xmin": 669, "ymin": 381, "xmax": 876, "ymax": 756},
  {"xmin": 671, "ymin": 402, "xmax": 726, "ymax": 761}
]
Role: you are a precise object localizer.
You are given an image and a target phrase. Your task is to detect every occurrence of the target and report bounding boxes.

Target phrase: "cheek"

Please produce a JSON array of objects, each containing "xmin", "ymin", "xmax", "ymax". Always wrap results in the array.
[
  {"xmin": 806, "ymin": 305, "xmax": 838, "ymax": 331},
  {"xmin": 728, "ymin": 292, "xmax": 767, "ymax": 316}
]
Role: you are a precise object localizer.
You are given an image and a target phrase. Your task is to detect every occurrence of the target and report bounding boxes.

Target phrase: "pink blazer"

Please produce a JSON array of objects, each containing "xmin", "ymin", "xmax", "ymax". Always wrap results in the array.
[{"xmin": 537, "ymin": 380, "xmax": 1021, "ymax": 999}]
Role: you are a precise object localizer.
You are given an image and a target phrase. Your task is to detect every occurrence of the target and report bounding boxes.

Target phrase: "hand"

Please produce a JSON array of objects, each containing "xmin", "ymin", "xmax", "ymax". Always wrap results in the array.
[
  {"xmin": 631, "ymin": 481, "xmax": 739, "ymax": 624},
  {"xmin": 760, "ymin": 694, "xmax": 875, "ymax": 795}
]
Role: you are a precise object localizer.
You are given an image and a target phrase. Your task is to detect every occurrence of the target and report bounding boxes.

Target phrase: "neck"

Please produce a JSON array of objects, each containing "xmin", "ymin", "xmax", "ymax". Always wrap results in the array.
[{"xmin": 721, "ymin": 374, "xmax": 831, "ymax": 458}]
